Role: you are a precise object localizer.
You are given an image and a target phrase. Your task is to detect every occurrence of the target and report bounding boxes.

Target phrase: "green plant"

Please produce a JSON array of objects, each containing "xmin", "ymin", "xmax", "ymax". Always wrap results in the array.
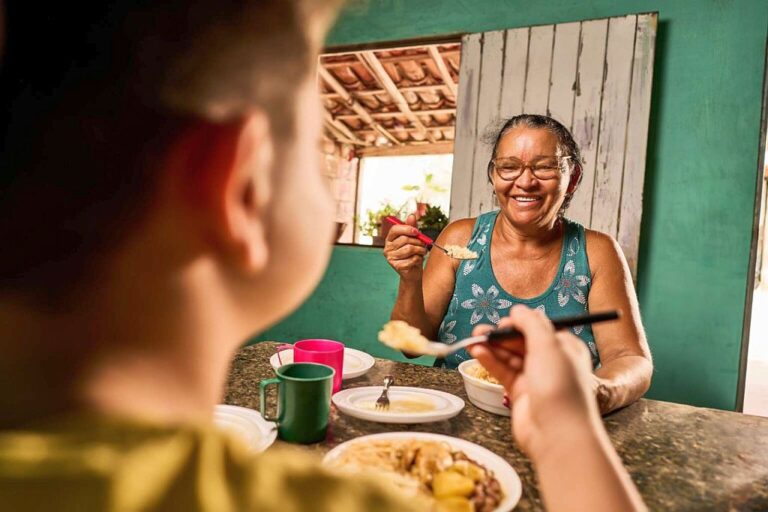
[
  {"xmin": 402, "ymin": 172, "xmax": 448, "ymax": 202},
  {"xmin": 359, "ymin": 203, "xmax": 402, "ymax": 237},
  {"xmin": 359, "ymin": 211, "xmax": 379, "ymax": 237},
  {"xmin": 418, "ymin": 204, "xmax": 449, "ymax": 232}
]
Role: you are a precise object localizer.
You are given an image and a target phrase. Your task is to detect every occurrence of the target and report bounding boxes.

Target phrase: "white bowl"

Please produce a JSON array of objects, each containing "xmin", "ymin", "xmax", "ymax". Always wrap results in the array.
[{"xmin": 458, "ymin": 359, "xmax": 509, "ymax": 416}]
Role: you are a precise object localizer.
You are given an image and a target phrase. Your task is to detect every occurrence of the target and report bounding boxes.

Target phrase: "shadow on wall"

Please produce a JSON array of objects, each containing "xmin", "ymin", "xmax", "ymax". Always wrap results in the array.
[{"xmin": 635, "ymin": 18, "xmax": 667, "ymax": 297}]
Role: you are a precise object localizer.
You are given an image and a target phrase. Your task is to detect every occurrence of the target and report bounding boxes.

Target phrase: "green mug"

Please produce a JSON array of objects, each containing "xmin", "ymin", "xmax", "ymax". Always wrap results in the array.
[{"xmin": 260, "ymin": 363, "xmax": 334, "ymax": 444}]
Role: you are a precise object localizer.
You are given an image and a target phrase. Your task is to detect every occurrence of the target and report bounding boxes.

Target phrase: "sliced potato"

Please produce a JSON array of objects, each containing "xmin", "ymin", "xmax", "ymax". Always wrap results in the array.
[
  {"xmin": 435, "ymin": 496, "xmax": 475, "ymax": 512},
  {"xmin": 448, "ymin": 461, "xmax": 486, "ymax": 482},
  {"xmin": 432, "ymin": 470, "xmax": 475, "ymax": 498}
]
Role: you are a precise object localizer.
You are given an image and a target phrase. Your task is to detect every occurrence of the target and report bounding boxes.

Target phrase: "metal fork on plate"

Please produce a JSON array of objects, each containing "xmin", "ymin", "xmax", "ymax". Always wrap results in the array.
[{"xmin": 374, "ymin": 375, "xmax": 394, "ymax": 410}]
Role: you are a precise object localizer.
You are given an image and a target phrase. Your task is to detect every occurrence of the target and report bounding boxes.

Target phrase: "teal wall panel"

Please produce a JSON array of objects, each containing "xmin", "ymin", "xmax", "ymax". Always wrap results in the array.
[{"xmin": 254, "ymin": 245, "xmax": 436, "ymax": 366}]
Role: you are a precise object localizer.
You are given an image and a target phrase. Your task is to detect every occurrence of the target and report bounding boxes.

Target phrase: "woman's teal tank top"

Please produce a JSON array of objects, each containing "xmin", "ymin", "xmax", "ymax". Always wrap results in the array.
[{"xmin": 437, "ymin": 211, "xmax": 599, "ymax": 369}]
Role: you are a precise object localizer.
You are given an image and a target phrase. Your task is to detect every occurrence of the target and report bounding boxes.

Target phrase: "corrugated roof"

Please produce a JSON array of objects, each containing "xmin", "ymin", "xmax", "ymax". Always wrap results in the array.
[{"xmin": 319, "ymin": 43, "xmax": 460, "ymax": 155}]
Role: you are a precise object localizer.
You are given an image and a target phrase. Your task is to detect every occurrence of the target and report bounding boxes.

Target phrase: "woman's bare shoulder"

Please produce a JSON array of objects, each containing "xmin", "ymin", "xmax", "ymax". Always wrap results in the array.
[
  {"xmin": 435, "ymin": 218, "xmax": 476, "ymax": 245},
  {"xmin": 584, "ymin": 228, "xmax": 629, "ymax": 276}
]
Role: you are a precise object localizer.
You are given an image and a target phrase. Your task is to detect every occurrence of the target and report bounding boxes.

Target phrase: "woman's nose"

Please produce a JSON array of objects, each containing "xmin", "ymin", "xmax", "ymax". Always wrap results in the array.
[{"xmin": 514, "ymin": 167, "xmax": 538, "ymax": 189}]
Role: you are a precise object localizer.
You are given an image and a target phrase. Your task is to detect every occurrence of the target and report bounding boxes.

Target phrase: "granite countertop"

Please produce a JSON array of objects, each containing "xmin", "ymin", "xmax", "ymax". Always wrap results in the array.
[{"xmin": 225, "ymin": 342, "xmax": 768, "ymax": 511}]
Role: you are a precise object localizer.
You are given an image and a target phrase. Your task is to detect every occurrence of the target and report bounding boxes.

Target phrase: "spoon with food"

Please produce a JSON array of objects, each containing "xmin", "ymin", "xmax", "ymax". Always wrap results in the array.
[
  {"xmin": 378, "ymin": 320, "xmax": 510, "ymax": 358},
  {"xmin": 384, "ymin": 216, "xmax": 478, "ymax": 260},
  {"xmin": 378, "ymin": 311, "xmax": 620, "ymax": 358}
]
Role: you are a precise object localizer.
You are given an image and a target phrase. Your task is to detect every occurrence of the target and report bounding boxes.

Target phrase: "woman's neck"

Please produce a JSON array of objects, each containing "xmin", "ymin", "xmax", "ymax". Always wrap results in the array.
[{"xmin": 494, "ymin": 214, "xmax": 564, "ymax": 257}]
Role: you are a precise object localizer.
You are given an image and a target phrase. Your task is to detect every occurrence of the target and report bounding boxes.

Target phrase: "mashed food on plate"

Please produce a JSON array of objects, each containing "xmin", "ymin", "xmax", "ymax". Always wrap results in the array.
[
  {"xmin": 465, "ymin": 362, "xmax": 501, "ymax": 386},
  {"xmin": 378, "ymin": 320, "xmax": 430, "ymax": 353},
  {"xmin": 326, "ymin": 439, "xmax": 503, "ymax": 512},
  {"xmin": 359, "ymin": 397, "xmax": 436, "ymax": 413},
  {"xmin": 443, "ymin": 245, "xmax": 478, "ymax": 260}
]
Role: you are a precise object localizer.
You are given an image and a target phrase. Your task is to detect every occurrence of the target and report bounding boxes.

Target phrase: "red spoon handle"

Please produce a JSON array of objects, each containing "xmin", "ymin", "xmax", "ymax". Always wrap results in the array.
[{"xmin": 383, "ymin": 216, "xmax": 434, "ymax": 245}]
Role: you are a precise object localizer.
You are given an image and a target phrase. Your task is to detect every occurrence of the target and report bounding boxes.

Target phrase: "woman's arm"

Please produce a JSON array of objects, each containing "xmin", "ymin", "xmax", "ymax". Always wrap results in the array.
[
  {"xmin": 586, "ymin": 231, "xmax": 653, "ymax": 414},
  {"xmin": 386, "ymin": 217, "xmax": 473, "ymax": 340}
]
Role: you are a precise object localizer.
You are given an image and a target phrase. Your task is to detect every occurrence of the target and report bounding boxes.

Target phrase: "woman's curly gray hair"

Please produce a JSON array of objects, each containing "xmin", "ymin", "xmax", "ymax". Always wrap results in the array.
[{"xmin": 484, "ymin": 114, "xmax": 583, "ymax": 215}]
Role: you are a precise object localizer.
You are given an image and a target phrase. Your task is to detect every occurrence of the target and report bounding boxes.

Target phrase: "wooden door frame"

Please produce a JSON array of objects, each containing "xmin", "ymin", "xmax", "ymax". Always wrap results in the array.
[
  {"xmin": 324, "ymin": 34, "xmax": 464, "ymax": 55},
  {"xmin": 736, "ymin": 31, "xmax": 768, "ymax": 412}
]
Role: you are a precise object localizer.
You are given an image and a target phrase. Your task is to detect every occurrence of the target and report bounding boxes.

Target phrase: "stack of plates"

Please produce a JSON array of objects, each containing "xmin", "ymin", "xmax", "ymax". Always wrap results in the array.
[{"xmin": 213, "ymin": 404, "xmax": 277, "ymax": 453}]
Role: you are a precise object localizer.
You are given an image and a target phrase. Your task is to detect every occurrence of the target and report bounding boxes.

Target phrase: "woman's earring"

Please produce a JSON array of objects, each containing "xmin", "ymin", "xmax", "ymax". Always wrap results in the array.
[{"xmin": 567, "ymin": 162, "xmax": 583, "ymax": 194}]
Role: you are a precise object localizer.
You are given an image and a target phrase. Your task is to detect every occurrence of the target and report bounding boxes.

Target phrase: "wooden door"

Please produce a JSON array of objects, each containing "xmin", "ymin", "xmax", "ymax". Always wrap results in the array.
[{"xmin": 450, "ymin": 13, "xmax": 657, "ymax": 279}]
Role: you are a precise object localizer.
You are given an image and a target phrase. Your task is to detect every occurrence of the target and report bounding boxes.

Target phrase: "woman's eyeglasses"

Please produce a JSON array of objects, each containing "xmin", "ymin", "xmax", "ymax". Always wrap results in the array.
[{"xmin": 491, "ymin": 156, "xmax": 568, "ymax": 181}]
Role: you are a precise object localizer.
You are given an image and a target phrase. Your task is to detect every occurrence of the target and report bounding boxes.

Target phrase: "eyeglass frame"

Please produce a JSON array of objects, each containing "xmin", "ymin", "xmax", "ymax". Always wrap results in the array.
[{"xmin": 487, "ymin": 155, "xmax": 573, "ymax": 182}]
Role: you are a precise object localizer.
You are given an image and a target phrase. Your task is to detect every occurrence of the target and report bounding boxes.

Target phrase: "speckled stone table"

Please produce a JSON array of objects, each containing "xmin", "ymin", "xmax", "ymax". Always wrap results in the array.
[{"xmin": 225, "ymin": 343, "xmax": 768, "ymax": 511}]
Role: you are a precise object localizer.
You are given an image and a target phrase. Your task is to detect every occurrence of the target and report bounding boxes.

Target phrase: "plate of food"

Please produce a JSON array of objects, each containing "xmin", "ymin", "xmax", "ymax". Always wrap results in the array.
[
  {"xmin": 213, "ymin": 404, "xmax": 277, "ymax": 453},
  {"xmin": 458, "ymin": 359, "xmax": 508, "ymax": 416},
  {"xmin": 332, "ymin": 386, "xmax": 465, "ymax": 424},
  {"xmin": 323, "ymin": 432, "xmax": 521, "ymax": 511},
  {"xmin": 269, "ymin": 347, "xmax": 375, "ymax": 380}
]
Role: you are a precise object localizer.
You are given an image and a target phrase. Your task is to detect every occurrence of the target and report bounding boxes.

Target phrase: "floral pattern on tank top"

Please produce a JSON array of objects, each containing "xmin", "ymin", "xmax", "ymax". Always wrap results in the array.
[{"xmin": 437, "ymin": 211, "xmax": 599, "ymax": 369}]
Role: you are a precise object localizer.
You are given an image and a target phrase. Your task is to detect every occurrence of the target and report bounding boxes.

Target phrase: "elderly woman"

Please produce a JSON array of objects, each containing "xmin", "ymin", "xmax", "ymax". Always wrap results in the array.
[{"xmin": 384, "ymin": 114, "xmax": 652, "ymax": 414}]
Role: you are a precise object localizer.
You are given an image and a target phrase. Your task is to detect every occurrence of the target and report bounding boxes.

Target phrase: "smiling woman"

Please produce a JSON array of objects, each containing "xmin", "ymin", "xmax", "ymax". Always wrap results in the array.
[{"xmin": 384, "ymin": 114, "xmax": 653, "ymax": 414}]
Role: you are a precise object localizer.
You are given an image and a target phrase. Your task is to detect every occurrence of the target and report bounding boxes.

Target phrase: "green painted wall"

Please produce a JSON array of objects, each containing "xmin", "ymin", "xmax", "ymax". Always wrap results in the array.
[
  {"xmin": 255, "ymin": 245, "xmax": 436, "ymax": 366},
  {"xmin": 255, "ymin": 1, "xmax": 768, "ymax": 410}
]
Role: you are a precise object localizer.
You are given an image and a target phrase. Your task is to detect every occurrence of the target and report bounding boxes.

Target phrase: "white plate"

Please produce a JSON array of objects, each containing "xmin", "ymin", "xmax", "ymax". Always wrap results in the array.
[
  {"xmin": 213, "ymin": 404, "xmax": 277, "ymax": 453},
  {"xmin": 332, "ymin": 386, "xmax": 464, "ymax": 424},
  {"xmin": 323, "ymin": 432, "xmax": 522, "ymax": 511},
  {"xmin": 269, "ymin": 347, "xmax": 375, "ymax": 380}
]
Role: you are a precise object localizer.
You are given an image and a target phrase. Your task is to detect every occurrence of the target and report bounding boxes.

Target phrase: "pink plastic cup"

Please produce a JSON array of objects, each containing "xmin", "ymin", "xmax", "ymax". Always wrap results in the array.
[{"xmin": 277, "ymin": 339, "xmax": 344, "ymax": 393}]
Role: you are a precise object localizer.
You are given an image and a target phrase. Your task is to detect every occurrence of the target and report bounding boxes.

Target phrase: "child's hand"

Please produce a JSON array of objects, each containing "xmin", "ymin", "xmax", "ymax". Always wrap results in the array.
[{"xmin": 468, "ymin": 305, "xmax": 599, "ymax": 460}]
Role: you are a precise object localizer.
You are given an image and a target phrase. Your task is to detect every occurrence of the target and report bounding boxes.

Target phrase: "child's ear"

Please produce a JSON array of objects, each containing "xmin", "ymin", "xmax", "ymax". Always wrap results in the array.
[
  {"xmin": 223, "ymin": 113, "xmax": 275, "ymax": 273},
  {"xmin": 171, "ymin": 111, "xmax": 275, "ymax": 274}
]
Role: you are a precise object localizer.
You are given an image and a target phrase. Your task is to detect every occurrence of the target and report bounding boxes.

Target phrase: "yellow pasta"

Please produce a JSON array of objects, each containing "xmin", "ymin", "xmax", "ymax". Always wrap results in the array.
[
  {"xmin": 326, "ymin": 439, "xmax": 503, "ymax": 512},
  {"xmin": 465, "ymin": 362, "xmax": 501, "ymax": 385}
]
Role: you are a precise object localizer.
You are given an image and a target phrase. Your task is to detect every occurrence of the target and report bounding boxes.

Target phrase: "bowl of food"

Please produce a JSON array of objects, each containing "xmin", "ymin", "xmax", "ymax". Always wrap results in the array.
[{"xmin": 458, "ymin": 359, "xmax": 508, "ymax": 416}]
